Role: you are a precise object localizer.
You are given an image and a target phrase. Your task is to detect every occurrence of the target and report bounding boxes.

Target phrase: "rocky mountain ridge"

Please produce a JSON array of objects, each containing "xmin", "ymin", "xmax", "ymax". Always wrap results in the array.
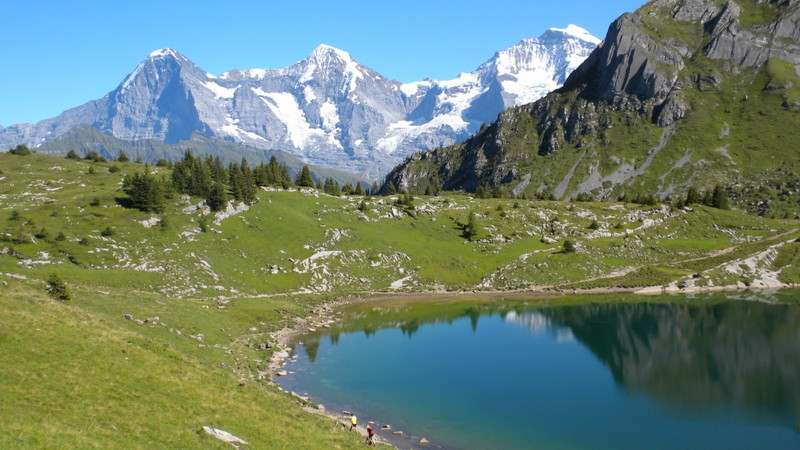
[
  {"xmin": 0, "ymin": 27, "xmax": 599, "ymax": 179},
  {"xmin": 384, "ymin": 0, "xmax": 800, "ymax": 217}
]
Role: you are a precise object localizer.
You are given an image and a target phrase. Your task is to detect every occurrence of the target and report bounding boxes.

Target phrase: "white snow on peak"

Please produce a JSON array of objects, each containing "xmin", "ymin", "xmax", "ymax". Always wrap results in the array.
[
  {"xmin": 149, "ymin": 48, "xmax": 179, "ymax": 58},
  {"xmin": 309, "ymin": 44, "xmax": 355, "ymax": 63},
  {"xmin": 298, "ymin": 44, "xmax": 365, "ymax": 93},
  {"xmin": 400, "ymin": 80, "xmax": 433, "ymax": 97},
  {"xmin": 548, "ymin": 25, "xmax": 601, "ymax": 45},
  {"xmin": 202, "ymin": 81, "xmax": 238, "ymax": 99}
]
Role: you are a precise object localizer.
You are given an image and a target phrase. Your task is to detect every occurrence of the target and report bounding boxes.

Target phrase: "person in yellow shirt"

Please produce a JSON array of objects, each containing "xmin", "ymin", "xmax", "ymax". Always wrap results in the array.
[{"xmin": 349, "ymin": 414, "xmax": 357, "ymax": 431}]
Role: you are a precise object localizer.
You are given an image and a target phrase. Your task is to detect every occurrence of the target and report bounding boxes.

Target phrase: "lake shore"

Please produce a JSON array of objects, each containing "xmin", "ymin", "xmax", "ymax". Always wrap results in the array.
[{"xmin": 267, "ymin": 282, "xmax": 800, "ymax": 448}]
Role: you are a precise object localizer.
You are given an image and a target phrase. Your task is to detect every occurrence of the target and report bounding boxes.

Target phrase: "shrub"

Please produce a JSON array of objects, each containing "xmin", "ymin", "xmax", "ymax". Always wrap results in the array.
[
  {"xmin": 563, "ymin": 239, "xmax": 577, "ymax": 253},
  {"xmin": 45, "ymin": 273, "xmax": 71, "ymax": 301},
  {"xmin": 101, "ymin": 226, "xmax": 115, "ymax": 237},
  {"xmin": 8, "ymin": 144, "xmax": 31, "ymax": 155}
]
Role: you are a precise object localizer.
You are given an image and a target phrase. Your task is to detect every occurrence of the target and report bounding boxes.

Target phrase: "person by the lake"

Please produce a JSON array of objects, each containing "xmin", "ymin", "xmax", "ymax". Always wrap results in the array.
[
  {"xmin": 365, "ymin": 425, "xmax": 375, "ymax": 445},
  {"xmin": 349, "ymin": 414, "xmax": 357, "ymax": 431}
]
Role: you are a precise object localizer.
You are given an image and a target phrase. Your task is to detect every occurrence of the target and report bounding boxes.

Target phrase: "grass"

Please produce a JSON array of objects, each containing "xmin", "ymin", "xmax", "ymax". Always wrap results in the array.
[
  {"xmin": 1, "ymin": 151, "xmax": 799, "ymax": 447},
  {"xmin": 0, "ymin": 281, "xmax": 361, "ymax": 448}
]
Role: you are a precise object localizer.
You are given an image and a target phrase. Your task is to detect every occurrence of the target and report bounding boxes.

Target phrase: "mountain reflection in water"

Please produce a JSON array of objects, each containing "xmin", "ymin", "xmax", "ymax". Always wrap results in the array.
[
  {"xmin": 282, "ymin": 292, "xmax": 800, "ymax": 450},
  {"xmin": 535, "ymin": 301, "xmax": 800, "ymax": 424}
]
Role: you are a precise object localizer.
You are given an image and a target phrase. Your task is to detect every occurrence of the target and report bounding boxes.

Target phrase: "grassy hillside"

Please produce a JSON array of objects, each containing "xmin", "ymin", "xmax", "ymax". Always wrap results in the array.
[{"xmin": 1, "ymin": 151, "xmax": 799, "ymax": 446}]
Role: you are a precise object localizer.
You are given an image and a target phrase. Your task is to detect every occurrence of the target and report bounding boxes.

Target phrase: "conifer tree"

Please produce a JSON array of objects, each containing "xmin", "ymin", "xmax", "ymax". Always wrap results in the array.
[
  {"xmin": 295, "ymin": 165, "xmax": 314, "ymax": 187},
  {"xmin": 117, "ymin": 151, "xmax": 130, "ymax": 162},
  {"xmin": 463, "ymin": 211, "xmax": 483, "ymax": 241},
  {"xmin": 711, "ymin": 185, "xmax": 730, "ymax": 209},
  {"xmin": 46, "ymin": 273, "xmax": 71, "ymax": 301},
  {"xmin": 355, "ymin": 183, "xmax": 366, "ymax": 196},
  {"xmin": 685, "ymin": 186, "xmax": 701, "ymax": 205},
  {"xmin": 238, "ymin": 158, "xmax": 257, "ymax": 204},
  {"xmin": 207, "ymin": 182, "xmax": 227, "ymax": 212},
  {"xmin": 386, "ymin": 181, "xmax": 397, "ymax": 196},
  {"xmin": 122, "ymin": 165, "xmax": 167, "ymax": 212}
]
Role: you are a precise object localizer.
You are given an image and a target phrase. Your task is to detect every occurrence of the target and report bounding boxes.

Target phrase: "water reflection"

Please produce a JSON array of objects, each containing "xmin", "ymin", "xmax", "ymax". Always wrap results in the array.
[
  {"xmin": 298, "ymin": 291, "xmax": 800, "ymax": 428},
  {"xmin": 538, "ymin": 302, "xmax": 800, "ymax": 423}
]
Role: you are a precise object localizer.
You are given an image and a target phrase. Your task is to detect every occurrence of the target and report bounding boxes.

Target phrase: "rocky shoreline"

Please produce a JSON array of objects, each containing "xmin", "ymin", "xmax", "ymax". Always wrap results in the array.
[{"xmin": 266, "ymin": 283, "xmax": 800, "ymax": 448}]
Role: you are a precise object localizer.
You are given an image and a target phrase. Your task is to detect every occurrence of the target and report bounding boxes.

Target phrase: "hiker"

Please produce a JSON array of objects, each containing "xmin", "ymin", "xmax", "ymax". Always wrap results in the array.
[
  {"xmin": 365, "ymin": 425, "xmax": 375, "ymax": 445},
  {"xmin": 349, "ymin": 414, "xmax": 357, "ymax": 431}
]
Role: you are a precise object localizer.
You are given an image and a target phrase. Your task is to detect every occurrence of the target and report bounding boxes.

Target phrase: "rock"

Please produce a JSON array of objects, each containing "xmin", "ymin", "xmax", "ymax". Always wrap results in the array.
[
  {"xmin": 420, "ymin": 438, "xmax": 430, "ymax": 445},
  {"xmin": 201, "ymin": 426, "xmax": 248, "ymax": 446},
  {"xmin": 134, "ymin": 319, "xmax": 144, "ymax": 325},
  {"xmin": 655, "ymin": 91, "xmax": 687, "ymax": 127},
  {"xmin": 123, "ymin": 314, "xmax": 133, "ymax": 321},
  {"xmin": 276, "ymin": 370, "xmax": 288, "ymax": 376},
  {"xmin": 393, "ymin": 431, "xmax": 403, "ymax": 435},
  {"xmin": 381, "ymin": 425, "xmax": 392, "ymax": 430},
  {"xmin": 144, "ymin": 316, "xmax": 159, "ymax": 324}
]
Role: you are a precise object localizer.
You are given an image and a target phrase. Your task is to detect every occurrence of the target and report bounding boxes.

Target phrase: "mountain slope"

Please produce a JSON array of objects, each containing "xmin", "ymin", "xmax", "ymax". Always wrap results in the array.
[
  {"xmin": 34, "ymin": 124, "xmax": 373, "ymax": 188},
  {"xmin": 383, "ymin": 0, "xmax": 800, "ymax": 217},
  {"xmin": 0, "ymin": 28, "xmax": 599, "ymax": 179}
]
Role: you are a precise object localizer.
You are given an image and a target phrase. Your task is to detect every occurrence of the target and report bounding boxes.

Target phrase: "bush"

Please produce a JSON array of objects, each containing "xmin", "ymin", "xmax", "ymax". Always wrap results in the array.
[
  {"xmin": 562, "ymin": 239, "xmax": 577, "ymax": 253},
  {"xmin": 65, "ymin": 149, "xmax": 81, "ymax": 160},
  {"xmin": 108, "ymin": 165, "xmax": 121, "ymax": 173},
  {"xmin": 46, "ymin": 273, "xmax": 71, "ymax": 301},
  {"xmin": 35, "ymin": 227, "xmax": 49, "ymax": 239},
  {"xmin": 8, "ymin": 144, "xmax": 32, "ymax": 155},
  {"xmin": 101, "ymin": 226, "xmax": 115, "ymax": 237}
]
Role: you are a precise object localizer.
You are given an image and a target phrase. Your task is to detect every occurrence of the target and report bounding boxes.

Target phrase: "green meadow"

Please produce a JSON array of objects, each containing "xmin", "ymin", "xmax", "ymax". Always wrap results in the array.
[{"xmin": 1, "ymin": 151, "xmax": 799, "ymax": 447}]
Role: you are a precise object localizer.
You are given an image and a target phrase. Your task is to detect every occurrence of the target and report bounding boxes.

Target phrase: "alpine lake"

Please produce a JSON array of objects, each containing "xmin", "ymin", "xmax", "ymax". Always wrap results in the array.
[{"xmin": 277, "ymin": 289, "xmax": 800, "ymax": 449}]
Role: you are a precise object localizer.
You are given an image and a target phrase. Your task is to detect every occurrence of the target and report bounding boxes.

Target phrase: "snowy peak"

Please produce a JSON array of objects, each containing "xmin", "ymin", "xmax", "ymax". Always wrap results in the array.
[
  {"xmin": 148, "ymin": 48, "xmax": 183, "ymax": 60},
  {"xmin": 544, "ymin": 24, "xmax": 601, "ymax": 45},
  {"xmin": 307, "ymin": 44, "xmax": 356, "ymax": 66},
  {"xmin": 0, "ymin": 26, "xmax": 600, "ymax": 179}
]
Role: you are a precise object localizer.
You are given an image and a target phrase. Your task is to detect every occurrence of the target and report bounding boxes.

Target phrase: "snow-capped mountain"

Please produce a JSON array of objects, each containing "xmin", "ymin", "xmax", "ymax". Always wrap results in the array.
[{"xmin": 0, "ymin": 26, "xmax": 599, "ymax": 179}]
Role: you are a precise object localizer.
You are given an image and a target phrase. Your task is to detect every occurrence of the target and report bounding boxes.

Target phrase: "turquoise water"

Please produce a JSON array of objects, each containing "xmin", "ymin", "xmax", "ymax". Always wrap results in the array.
[{"xmin": 279, "ymin": 292, "xmax": 800, "ymax": 449}]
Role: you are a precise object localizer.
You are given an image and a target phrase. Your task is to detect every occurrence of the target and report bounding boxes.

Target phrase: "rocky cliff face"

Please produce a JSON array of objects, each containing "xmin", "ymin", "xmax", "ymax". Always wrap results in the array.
[
  {"xmin": 385, "ymin": 0, "xmax": 800, "ymax": 211},
  {"xmin": 0, "ymin": 28, "xmax": 598, "ymax": 180}
]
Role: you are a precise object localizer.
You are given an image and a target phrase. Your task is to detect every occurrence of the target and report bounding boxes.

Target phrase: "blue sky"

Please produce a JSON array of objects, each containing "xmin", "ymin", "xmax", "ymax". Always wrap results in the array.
[{"xmin": 0, "ymin": 0, "xmax": 645, "ymax": 126}]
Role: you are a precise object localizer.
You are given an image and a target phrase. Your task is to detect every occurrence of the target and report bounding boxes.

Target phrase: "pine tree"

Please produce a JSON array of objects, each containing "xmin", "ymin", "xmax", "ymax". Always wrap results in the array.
[
  {"xmin": 685, "ymin": 186, "xmax": 701, "ymax": 205},
  {"xmin": 711, "ymin": 185, "xmax": 730, "ymax": 209},
  {"xmin": 463, "ymin": 211, "xmax": 483, "ymax": 241},
  {"xmin": 207, "ymin": 182, "xmax": 227, "ymax": 212},
  {"xmin": 228, "ymin": 162, "xmax": 243, "ymax": 201},
  {"xmin": 122, "ymin": 165, "xmax": 167, "ymax": 212},
  {"xmin": 385, "ymin": 181, "xmax": 397, "ymax": 196},
  {"xmin": 295, "ymin": 165, "xmax": 314, "ymax": 187},
  {"xmin": 355, "ymin": 183, "xmax": 366, "ymax": 196},
  {"xmin": 46, "ymin": 273, "xmax": 71, "ymax": 301},
  {"xmin": 238, "ymin": 158, "xmax": 257, "ymax": 204}
]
